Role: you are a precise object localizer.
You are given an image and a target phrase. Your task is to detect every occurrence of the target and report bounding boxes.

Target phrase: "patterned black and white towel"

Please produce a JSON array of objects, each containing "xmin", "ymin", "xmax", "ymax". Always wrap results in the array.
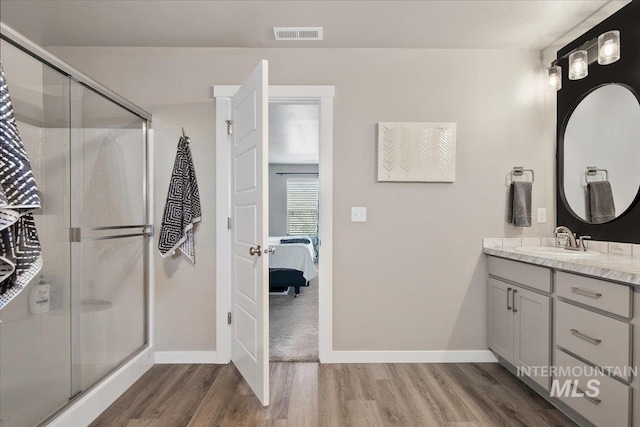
[
  {"xmin": 0, "ymin": 61, "xmax": 42, "ymax": 309},
  {"xmin": 158, "ymin": 136, "xmax": 201, "ymax": 263}
]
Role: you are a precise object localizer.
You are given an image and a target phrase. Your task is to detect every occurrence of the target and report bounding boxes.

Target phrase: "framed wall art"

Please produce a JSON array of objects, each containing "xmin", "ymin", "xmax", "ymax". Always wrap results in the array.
[{"xmin": 377, "ymin": 122, "xmax": 456, "ymax": 182}]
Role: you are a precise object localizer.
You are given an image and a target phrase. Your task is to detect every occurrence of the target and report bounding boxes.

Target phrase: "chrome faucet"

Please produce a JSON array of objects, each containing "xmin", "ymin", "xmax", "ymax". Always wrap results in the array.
[
  {"xmin": 555, "ymin": 226, "xmax": 578, "ymax": 249},
  {"xmin": 554, "ymin": 226, "xmax": 591, "ymax": 251}
]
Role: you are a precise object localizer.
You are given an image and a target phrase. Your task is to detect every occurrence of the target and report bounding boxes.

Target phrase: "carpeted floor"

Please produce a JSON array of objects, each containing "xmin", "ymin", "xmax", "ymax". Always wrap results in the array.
[{"xmin": 269, "ymin": 272, "xmax": 319, "ymax": 361}]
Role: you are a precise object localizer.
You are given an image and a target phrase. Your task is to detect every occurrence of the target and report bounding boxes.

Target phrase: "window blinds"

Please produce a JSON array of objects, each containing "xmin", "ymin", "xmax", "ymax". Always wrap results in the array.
[{"xmin": 286, "ymin": 179, "xmax": 319, "ymax": 235}]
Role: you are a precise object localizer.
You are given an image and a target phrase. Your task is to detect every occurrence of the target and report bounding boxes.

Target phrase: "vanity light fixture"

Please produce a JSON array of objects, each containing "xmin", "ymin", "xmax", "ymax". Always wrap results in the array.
[
  {"xmin": 569, "ymin": 50, "xmax": 589, "ymax": 80},
  {"xmin": 547, "ymin": 61, "xmax": 562, "ymax": 91},
  {"xmin": 598, "ymin": 30, "xmax": 620, "ymax": 65},
  {"xmin": 547, "ymin": 30, "xmax": 621, "ymax": 89}
]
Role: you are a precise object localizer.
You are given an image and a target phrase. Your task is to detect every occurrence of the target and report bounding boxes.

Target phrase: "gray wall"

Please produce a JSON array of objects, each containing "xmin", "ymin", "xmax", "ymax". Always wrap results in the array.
[
  {"xmin": 48, "ymin": 46, "xmax": 556, "ymax": 352},
  {"xmin": 269, "ymin": 163, "xmax": 319, "ymax": 237}
]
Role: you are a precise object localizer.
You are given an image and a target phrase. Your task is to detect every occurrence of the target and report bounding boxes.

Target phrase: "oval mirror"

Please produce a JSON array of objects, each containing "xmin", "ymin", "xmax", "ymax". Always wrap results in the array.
[{"xmin": 563, "ymin": 84, "xmax": 640, "ymax": 223}]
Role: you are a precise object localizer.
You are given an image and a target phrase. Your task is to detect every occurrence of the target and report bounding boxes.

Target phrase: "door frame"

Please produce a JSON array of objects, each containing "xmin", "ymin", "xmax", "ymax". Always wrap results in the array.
[{"xmin": 213, "ymin": 85, "xmax": 335, "ymax": 364}]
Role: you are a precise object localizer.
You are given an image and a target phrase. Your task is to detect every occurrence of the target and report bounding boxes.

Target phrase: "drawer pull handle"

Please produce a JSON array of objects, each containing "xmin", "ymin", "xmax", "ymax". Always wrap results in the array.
[
  {"xmin": 570, "ymin": 329, "xmax": 602, "ymax": 345},
  {"xmin": 575, "ymin": 384, "xmax": 602, "ymax": 405},
  {"xmin": 570, "ymin": 287, "xmax": 602, "ymax": 299},
  {"xmin": 507, "ymin": 287, "xmax": 512, "ymax": 310}
]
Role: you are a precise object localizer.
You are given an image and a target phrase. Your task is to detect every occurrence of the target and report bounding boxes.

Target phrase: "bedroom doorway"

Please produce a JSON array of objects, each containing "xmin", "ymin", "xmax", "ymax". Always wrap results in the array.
[
  {"xmin": 213, "ymin": 85, "xmax": 334, "ymax": 371},
  {"xmin": 268, "ymin": 100, "xmax": 320, "ymax": 361}
]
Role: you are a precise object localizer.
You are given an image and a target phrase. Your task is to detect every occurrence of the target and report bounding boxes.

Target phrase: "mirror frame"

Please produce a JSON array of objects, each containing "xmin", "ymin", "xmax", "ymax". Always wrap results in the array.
[{"xmin": 556, "ymin": 1, "xmax": 640, "ymax": 244}]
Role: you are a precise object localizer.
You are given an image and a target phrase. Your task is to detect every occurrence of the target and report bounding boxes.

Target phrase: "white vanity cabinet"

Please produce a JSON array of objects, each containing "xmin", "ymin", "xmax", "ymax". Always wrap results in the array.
[
  {"xmin": 486, "ymin": 254, "xmax": 638, "ymax": 427},
  {"xmin": 488, "ymin": 257, "xmax": 552, "ymax": 390}
]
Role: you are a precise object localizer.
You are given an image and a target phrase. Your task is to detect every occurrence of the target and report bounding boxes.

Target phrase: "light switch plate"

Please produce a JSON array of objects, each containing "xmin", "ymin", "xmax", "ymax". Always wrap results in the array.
[
  {"xmin": 537, "ymin": 208, "xmax": 547, "ymax": 223},
  {"xmin": 351, "ymin": 207, "xmax": 367, "ymax": 222}
]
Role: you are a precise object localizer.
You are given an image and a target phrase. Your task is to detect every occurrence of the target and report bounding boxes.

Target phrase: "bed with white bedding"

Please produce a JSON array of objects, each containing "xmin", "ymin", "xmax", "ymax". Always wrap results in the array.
[{"xmin": 268, "ymin": 236, "xmax": 317, "ymax": 295}]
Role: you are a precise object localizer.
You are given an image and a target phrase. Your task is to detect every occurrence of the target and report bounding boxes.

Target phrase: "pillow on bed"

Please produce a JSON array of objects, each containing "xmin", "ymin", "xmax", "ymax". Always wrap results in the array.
[{"xmin": 280, "ymin": 238, "xmax": 310, "ymax": 244}]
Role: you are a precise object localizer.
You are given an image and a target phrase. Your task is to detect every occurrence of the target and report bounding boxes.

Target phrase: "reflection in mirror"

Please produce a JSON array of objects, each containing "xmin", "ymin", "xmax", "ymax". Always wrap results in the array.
[{"xmin": 563, "ymin": 84, "xmax": 640, "ymax": 223}]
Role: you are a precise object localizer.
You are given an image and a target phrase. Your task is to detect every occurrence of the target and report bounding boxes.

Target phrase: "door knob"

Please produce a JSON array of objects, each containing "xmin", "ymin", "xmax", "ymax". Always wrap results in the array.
[
  {"xmin": 249, "ymin": 245, "xmax": 262, "ymax": 256},
  {"xmin": 264, "ymin": 246, "xmax": 276, "ymax": 254}
]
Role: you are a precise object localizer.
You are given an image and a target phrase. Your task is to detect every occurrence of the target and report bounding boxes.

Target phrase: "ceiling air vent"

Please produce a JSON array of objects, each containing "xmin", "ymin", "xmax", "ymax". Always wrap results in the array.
[{"xmin": 274, "ymin": 27, "xmax": 323, "ymax": 41}]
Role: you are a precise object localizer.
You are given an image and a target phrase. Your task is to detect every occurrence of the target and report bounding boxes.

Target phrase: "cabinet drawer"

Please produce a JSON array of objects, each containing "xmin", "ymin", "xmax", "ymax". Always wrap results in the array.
[
  {"xmin": 556, "ymin": 272, "xmax": 632, "ymax": 318},
  {"xmin": 488, "ymin": 257, "xmax": 551, "ymax": 293},
  {"xmin": 554, "ymin": 349, "xmax": 631, "ymax": 427},
  {"xmin": 556, "ymin": 301, "xmax": 632, "ymax": 380}
]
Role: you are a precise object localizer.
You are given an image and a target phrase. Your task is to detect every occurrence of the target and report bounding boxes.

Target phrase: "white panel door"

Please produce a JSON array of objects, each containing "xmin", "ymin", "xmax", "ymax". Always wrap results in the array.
[{"xmin": 231, "ymin": 60, "xmax": 269, "ymax": 406}]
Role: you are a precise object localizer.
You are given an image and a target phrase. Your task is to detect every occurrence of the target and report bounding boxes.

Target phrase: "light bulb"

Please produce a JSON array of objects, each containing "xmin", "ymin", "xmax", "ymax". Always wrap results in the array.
[
  {"xmin": 600, "ymin": 40, "xmax": 616, "ymax": 57},
  {"xmin": 572, "ymin": 59, "xmax": 586, "ymax": 74},
  {"xmin": 547, "ymin": 64, "xmax": 561, "ymax": 90},
  {"xmin": 598, "ymin": 30, "xmax": 620, "ymax": 65},
  {"xmin": 569, "ymin": 50, "xmax": 588, "ymax": 80}
]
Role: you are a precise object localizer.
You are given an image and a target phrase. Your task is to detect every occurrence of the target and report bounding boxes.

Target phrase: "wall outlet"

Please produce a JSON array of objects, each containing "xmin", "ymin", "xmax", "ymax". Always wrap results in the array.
[
  {"xmin": 351, "ymin": 207, "xmax": 367, "ymax": 222},
  {"xmin": 537, "ymin": 208, "xmax": 547, "ymax": 223}
]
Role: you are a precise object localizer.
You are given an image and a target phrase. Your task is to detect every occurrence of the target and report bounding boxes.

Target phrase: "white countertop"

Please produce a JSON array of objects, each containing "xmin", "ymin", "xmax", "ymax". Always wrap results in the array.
[{"xmin": 483, "ymin": 245, "xmax": 640, "ymax": 286}]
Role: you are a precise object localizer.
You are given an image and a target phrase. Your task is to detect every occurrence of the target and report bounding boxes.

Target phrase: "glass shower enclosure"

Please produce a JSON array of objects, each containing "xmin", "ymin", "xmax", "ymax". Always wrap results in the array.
[{"xmin": 0, "ymin": 28, "xmax": 152, "ymax": 427}]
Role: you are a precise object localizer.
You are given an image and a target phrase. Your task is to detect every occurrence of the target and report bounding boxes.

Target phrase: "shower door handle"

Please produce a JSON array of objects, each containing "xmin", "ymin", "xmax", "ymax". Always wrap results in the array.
[{"xmin": 69, "ymin": 225, "xmax": 153, "ymax": 242}]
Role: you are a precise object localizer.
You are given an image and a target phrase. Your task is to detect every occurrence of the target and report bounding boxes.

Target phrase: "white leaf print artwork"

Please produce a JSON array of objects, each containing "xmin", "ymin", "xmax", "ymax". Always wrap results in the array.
[
  {"xmin": 400, "ymin": 127, "xmax": 413, "ymax": 177},
  {"xmin": 382, "ymin": 125, "xmax": 397, "ymax": 179},
  {"xmin": 438, "ymin": 127, "xmax": 455, "ymax": 172},
  {"xmin": 377, "ymin": 122, "xmax": 456, "ymax": 182},
  {"xmin": 417, "ymin": 127, "xmax": 434, "ymax": 178}
]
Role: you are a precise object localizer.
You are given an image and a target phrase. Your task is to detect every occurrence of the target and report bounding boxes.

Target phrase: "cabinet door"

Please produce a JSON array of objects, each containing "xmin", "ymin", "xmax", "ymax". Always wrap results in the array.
[
  {"xmin": 514, "ymin": 286, "xmax": 551, "ymax": 390},
  {"xmin": 488, "ymin": 278, "xmax": 514, "ymax": 363}
]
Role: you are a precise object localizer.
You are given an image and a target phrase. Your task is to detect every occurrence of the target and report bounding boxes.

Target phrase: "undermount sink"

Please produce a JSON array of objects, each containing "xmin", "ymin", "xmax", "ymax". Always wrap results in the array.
[{"xmin": 514, "ymin": 246, "xmax": 602, "ymax": 258}]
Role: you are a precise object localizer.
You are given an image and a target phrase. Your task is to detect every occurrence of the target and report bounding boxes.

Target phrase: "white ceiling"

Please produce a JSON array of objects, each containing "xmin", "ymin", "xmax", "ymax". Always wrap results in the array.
[
  {"xmin": 269, "ymin": 101, "xmax": 319, "ymax": 164},
  {"xmin": 0, "ymin": 1, "xmax": 629, "ymax": 50}
]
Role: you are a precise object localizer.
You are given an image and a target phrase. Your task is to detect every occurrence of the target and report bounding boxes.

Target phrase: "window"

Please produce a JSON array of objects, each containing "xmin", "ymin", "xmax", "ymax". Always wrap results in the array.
[{"xmin": 286, "ymin": 179, "xmax": 319, "ymax": 235}]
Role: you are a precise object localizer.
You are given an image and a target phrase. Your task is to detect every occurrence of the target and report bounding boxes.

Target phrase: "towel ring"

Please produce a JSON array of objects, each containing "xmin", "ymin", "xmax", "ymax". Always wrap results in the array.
[
  {"xmin": 509, "ymin": 166, "xmax": 535, "ymax": 183},
  {"xmin": 584, "ymin": 166, "xmax": 609, "ymax": 185}
]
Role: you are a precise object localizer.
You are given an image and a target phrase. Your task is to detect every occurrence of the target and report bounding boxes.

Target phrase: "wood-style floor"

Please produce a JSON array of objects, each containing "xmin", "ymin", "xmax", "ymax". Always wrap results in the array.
[{"xmin": 90, "ymin": 362, "xmax": 576, "ymax": 427}]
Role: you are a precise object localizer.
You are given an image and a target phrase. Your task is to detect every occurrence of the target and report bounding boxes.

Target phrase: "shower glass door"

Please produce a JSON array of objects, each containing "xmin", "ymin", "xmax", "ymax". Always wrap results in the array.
[
  {"xmin": 0, "ymin": 40, "xmax": 72, "ymax": 427},
  {"xmin": 69, "ymin": 81, "xmax": 147, "ymax": 396},
  {"xmin": 0, "ymin": 36, "xmax": 150, "ymax": 427}
]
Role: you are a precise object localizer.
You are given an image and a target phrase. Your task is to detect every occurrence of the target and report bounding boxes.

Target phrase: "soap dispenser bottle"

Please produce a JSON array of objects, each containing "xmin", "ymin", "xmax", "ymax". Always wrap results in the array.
[{"xmin": 29, "ymin": 275, "xmax": 50, "ymax": 314}]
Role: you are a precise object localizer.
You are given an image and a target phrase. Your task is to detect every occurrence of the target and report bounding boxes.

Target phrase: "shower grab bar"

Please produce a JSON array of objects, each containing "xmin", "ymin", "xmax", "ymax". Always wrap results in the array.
[{"xmin": 69, "ymin": 225, "xmax": 153, "ymax": 242}]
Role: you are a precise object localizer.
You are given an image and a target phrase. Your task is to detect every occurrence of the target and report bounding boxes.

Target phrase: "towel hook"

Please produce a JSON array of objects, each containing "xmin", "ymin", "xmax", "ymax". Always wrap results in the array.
[
  {"xmin": 181, "ymin": 127, "xmax": 190, "ymax": 143},
  {"xmin": 509, "ymin": 166, "xmax": 535, "ymax": 183}
]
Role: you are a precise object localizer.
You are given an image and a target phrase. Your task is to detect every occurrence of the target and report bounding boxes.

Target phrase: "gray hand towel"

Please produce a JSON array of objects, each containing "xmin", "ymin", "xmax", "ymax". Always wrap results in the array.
[
  {"xmin": 509, "ymin": 181, "xmax": 532, "ymax": 227},
  {"xmin": 588, "ymin": 181, "xmax": 615, "ymax": 223}
]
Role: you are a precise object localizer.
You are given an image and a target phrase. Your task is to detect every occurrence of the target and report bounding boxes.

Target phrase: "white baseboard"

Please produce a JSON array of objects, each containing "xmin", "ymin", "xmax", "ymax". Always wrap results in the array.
[
  {"xmin": 155, "ymin": 351, "xmax": 218, "ymax": 364},
  {"xmin": 321, "ymin": 350, "xmax": 498, "ymax": 364},
  {"xmin": 47, "ymin": 346, "xmax": 154, "ymax": 427}
]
